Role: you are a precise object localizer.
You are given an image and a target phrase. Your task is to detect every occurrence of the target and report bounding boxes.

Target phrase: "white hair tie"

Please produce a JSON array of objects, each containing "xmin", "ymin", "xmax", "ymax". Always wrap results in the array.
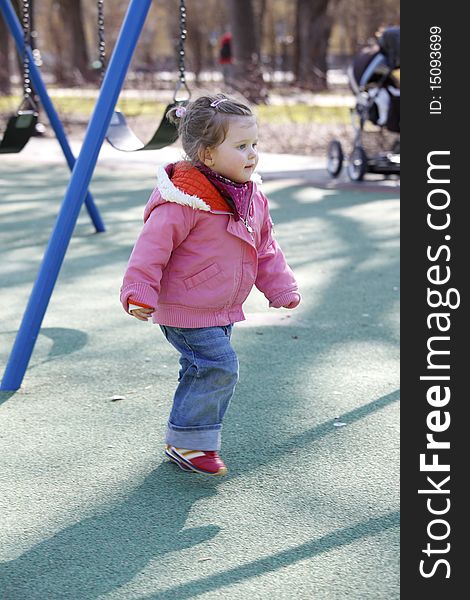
[{"xmin": 210, "ymin": 98, "xmax": 229, "ymax": 108}]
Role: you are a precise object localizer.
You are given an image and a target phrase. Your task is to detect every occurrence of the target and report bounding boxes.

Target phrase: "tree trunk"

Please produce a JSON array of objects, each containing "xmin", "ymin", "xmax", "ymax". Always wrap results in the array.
[
  {"xmin": 362, "ymin": 0, "xmax": 386, "ymax": 41},
  {"xmin": 255, "ymin": 0, "xmax": 267, "ymax": 61},
  {"xmin": 294, "ymin": 0, "xmax": 332, "ymax": 91},
  {"xmin": 0, "ymin": 12, "xmax": 12, "ymax": 95},
  {"xmin": 186, "ymin": 4, "xmax": 204, "ymax": 86},
  {"xmin": 53, "ymin": 0, "xmax": 93, "ymax": 85},
  {"xmin": 49, "ymin": 0, "xmax": 69, "ymax": 84},
  {"xmin": 227, "ymin": 0, "xmax": 268, "ymax": 104}
]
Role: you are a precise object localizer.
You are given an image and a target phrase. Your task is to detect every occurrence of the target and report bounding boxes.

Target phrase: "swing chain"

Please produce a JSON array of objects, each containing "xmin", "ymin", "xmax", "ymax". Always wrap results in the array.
[
  {"xmin": 20, "ymin": 0, "xmax": 34, "ymax": 107},
  {"xmin": 97, "ymin": 0, "xmax": 106, "ymax": 80},
  {"xmin": 174, "ymin": 0, "xmax": 190, "ymax": 101},
  {"xmin": 95, "ymin": 0, "xmax": 189, "ymax": 101},
  {"xmin": 177, "ymin": 0, "xmax": 186, "ymax": 86}
]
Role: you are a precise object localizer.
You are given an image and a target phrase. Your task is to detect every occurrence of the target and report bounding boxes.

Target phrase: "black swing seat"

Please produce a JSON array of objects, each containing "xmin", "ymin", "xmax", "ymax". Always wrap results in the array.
[
  {"xmin": 0, "ymin": 109, "xmax": 38, "ymax": 154},
  {"xmin": 106, "ymin": 101, "xmax": 183, "ymax": 152}
]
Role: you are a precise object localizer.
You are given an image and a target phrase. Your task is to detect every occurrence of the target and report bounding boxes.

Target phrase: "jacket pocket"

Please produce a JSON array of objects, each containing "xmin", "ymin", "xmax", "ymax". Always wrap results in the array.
[{"xmin": 183, "ymin": 263, "xmax": 222, "ymax": 291}]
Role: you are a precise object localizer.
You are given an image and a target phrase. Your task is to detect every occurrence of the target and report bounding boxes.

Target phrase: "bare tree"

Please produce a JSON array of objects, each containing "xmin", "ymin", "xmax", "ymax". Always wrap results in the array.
[
  {"xmin": 0, "ymin": 13, "xmax": 12, "ymax": 95},
  {"xmin": 0, "ymin": 0, "xmax": 24, "ymax": 96},
  {"xmin": 294, "ymin": 0, "xmax": 332, "ymax": 91},
  {"xmin": 49, "ymin": 0, "xmax": 93, "ymax": 85},
  {"xmin": 47, "ymin": 0, "xmax": 67, "ymax": 84},
  {"xmin": 253, "ymin": 0, "xmax": 268, "ymax": 59},
  {"xmin": 333, "ymin": 0, "xmax": 400, "ymax": 55},
  {"xmin": 185, "ymin": 0, "xmax": 205, "ymax": 86},
  {"xmin": 2, "ymin": 0, "xmax": 399, "ymax": 98},
  {"xmin": 227, "ymin": 0, "xmax": 268, "ymax": 104}
]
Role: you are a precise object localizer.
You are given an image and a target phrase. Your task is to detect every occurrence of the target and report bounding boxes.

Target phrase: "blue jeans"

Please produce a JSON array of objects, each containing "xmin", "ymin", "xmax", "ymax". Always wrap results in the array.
[{"xmin": 159, "ymin": 325, "xmax": 239, "ymax": 451}]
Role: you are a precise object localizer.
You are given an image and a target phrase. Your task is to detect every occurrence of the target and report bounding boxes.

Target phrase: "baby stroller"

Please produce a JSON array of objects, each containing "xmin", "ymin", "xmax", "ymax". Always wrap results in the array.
[{"xmin": 327, "ymin": 26, "xmax": 400, "ymax": 181}]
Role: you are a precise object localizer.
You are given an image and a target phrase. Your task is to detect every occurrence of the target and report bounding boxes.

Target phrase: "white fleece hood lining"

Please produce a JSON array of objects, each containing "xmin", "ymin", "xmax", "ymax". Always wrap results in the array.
[
  {"xmin": 156, "ymin": 163, "xmax": 262, "ymax": 212},
  {"xmin": 156, "ymin": 165, "xmax": 211, "ymax": 212}
]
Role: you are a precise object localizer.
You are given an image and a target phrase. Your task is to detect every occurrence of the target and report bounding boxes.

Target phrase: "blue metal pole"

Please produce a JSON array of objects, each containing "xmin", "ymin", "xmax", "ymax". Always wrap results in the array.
[
  {"xmin": 0, "ymin": 0, "xmax": 105, "ymax": 233},
  {"xmin": 0, "ymin": 0, "xmax": 153, "ymax": 391}
]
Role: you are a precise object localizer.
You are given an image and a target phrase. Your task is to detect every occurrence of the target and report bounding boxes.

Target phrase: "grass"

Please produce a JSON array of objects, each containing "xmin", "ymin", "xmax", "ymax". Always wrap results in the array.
[
  {"xmin": 255, "ymin": 103, "xmax": 349, "ymax": 124},
  {"xmin": 1, "ymin": 95, "xmax": 350, "ymax": 125}
]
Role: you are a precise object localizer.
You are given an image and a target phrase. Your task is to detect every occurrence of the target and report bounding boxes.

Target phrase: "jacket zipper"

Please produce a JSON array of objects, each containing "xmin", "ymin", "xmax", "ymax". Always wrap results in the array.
[
  {"xmin": 226, "ymin": 188, "xmax": 256, "ymax": 306},
  {"xmin": 242, "ymin": 189, "xmax": 255, "ymax": 236}
]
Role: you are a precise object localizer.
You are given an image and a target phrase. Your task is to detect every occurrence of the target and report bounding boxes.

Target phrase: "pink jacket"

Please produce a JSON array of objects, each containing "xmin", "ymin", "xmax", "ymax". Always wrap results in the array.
[{"xmin": 120, "ymin": 163, "xmax": 300, "ymax": 327}]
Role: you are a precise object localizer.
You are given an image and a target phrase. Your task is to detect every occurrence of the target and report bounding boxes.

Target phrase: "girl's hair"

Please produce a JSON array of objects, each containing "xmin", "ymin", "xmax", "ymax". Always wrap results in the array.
[{"xmin": 167, "ymin": 94, "xmax": 254, "ymax": 163}]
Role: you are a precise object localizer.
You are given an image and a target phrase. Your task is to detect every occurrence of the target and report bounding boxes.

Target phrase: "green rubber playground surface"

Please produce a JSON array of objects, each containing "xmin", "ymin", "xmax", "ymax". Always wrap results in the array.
[{"xmin": 0, "ymin": 155, "xmax": 399, "ymax": 599}]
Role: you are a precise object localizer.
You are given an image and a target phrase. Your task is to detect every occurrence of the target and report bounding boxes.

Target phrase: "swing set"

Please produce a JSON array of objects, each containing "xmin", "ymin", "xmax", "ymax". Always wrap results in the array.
[
  {"xmin": 0, "ymin": 0, "xmax": 105, "ymax": 232},
  {"xmin": 0, "ymin": 0, "xmax": 190, "ymax": 154},
  {"xmin": 0, "ymin": 0, "xmax": 190, "ymax": 391},
  {"xmin": 0, "ymin": 0, "xmax": 38, "ymax": 153},
  {"xmin": 103, "ymin": 0, "xmax": 191, "ymax": 151}
]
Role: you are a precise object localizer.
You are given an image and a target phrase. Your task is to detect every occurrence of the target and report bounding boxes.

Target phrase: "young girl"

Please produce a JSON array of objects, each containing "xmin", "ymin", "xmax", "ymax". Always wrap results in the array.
[{"xmin": 120, "ymin": 94, "xmax": 300, "ymax": 476}]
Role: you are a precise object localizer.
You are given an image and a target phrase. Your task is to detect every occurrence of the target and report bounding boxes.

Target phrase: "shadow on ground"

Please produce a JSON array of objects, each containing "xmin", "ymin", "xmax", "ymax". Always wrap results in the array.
[
  {"xmin": 0, "ymin": 463, "xmax": 220, "ymax": 599},
  {"xmin": 0, "ymin": 162, "xmax": 399, "ymax": 598}
]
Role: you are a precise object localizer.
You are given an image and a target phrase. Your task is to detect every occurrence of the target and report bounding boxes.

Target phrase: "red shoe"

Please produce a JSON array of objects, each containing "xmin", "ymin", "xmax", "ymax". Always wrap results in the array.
[{"xmin": 165, "ymin": 445, "xmax": 228, "ymax": 476}]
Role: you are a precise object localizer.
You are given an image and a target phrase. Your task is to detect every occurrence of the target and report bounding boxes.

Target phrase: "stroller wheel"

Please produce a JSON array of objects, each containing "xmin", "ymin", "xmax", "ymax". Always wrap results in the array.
[
  {"xmin": 347, "ymin": 146, "xmax": 368, "ymax": 181},
  {"xmin": 326, "ymin": 140, "xmax": 344, "ymax": 177}
]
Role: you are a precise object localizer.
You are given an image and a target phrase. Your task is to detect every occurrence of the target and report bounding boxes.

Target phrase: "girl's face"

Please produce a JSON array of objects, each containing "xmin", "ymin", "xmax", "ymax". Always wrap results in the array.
[{"xmin": 204, "ymin": 116, "xmax": 259, "ymax": 183}]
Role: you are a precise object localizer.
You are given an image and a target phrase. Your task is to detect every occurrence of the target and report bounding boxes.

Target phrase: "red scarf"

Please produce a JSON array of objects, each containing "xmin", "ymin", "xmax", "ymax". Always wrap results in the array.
[{"xmin": 196, "ymin": 164, "xmax": 253, "ymax": 222}]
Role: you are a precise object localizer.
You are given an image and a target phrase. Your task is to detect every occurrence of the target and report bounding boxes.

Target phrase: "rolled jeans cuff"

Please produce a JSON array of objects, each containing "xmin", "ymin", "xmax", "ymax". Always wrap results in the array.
[{"xmin": 166, "ymin": 423, "xmax": 222, "ymax": 451}]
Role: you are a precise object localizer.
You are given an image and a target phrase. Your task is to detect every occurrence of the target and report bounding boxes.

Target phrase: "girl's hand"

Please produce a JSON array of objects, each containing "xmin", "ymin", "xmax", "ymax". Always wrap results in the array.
[
  {"xmin": 130, "ymin": 307, "xmax": 154, "ymax": 321},
  {"xmin": 282, "ymin": 294, "xmax": 301, "ymax": 309},
  {"xmin": 270, "ymin": 293, "xmax": 301, "ymax": 309},
  {"xmin": 282, "ymin": 300, "xmax": 299, "ymax": 309}
]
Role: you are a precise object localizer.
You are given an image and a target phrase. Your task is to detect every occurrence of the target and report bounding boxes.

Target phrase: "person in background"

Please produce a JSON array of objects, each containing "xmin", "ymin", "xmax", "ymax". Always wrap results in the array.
[{"xmin": 218, "ymin": 32, "xmax": 234, "ymax": 86}]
